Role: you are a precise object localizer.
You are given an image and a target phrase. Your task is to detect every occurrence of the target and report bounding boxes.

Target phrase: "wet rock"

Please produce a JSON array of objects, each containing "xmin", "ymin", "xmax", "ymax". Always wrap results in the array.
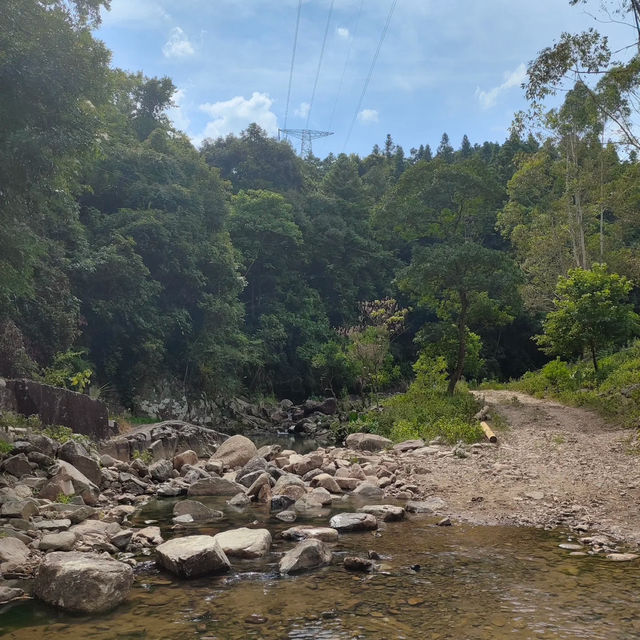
[
  {"xmin": 0, "ymin": 586, "xmax": 24, "ymax": 603},
  {"xmin": 270, "ymin": 494, "xmax": 295, "ymax": 511},
  {"xmin": 559, "ymin": 543, "xmax": 583, "ymax": 551},
  {"xmin": 345, "ymin": 433, "xmax": 392, "ymax": 452},
  {"xmin": 281, "ymin": 526, "xmax": 339, "ymax": 542},
  {"xmin": 275, "ymin": 510, "xmax": 297, "ymax": 523},
  {"xmin": 273, "ymin": 473, "xmax": 305, "ymax": 493},
  {"xmin": 227, "ymin": 492, "xmax": 251, "ymax": 507},
  {"xmin": 213, "ymin": 527, "xmax": 272, "ymax": 558},
  {"xmin": 156, "ymin": 535, "xmax": 230, "ymax": 577},
  {"xmin": 34, "ymin": 552, "xmax": 133, "ymax": 613},
  {"xmin": 606, "ymin": 553, "xmax": 639, "ymax": 561},
  {"xmin": 352, "ymin": 482, "xmax": 384, "ymax": 500},
  {"xmin": 437, "ymin": 517, "xmax": 452, "ymax": 527},
  {"xmin": 132, "ymin": 526, "xmax": 163, "ymax": 546},
  {"xmin": 405, "ymin": 497, "xmax": 447, "ymax": 514},
  {"xmin": 211, "ymin": 435, "xmax": 257, "ymax": 470},
  {"xmin": 187, "ymin": 477, "xmax": 245, "ymax": 496},
  {"xmin": 110, "ymin": 529, "xmax": 134, "ymax": 550},
  {"xmin": 279, "ymin": 539, "xmax": 333, "ymax": 574},
  {"xmin": 173, "ymin": 450, "xmax": 199, "ymax": 471},
  {"xmin": 344, "ymin": 556, "xmax": 374, "ymax": 572},
  {"xmin": 173, "ymin": 499, "xmax": 222, "ymax": 521},
  {"xmin": 358, "ymin": 504, "xmax": 405, "ymax": 522},
  {"xmin": 39, "ymin": 531, "xmax": 76, "ymax": 551},
  {"xmin": 329, "ymin": 512, "xmax": 378, "ymax": 532},
  {"xmin": 247, "ymin": 472, "xmax": 272, "ymax": 498},
  {"xmin": 294, "ymin": 493, "xmax": 328, "ymax": 512}
]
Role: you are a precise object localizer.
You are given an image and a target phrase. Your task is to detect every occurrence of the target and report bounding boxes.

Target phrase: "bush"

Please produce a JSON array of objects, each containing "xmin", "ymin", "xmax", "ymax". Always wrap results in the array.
[{"xmin": 344, "ymin": 355, "xmax": 483, "ymax": 445}]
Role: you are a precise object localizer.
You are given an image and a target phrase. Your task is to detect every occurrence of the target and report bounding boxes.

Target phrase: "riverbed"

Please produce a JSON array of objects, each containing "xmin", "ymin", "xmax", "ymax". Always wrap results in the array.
[{"xmin": 2, "ymin": 495, "xmax": 639, "ymax": 639}]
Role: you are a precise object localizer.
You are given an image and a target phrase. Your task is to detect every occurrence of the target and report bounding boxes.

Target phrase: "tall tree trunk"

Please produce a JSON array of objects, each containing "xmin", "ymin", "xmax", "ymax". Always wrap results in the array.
[
  {"xmin": 447, "ymin": 291, "xmax": 469, "ymax": 396},
  {"xmin": 590, "ymin": 342, "xmax": 599, "ymax": 373}
]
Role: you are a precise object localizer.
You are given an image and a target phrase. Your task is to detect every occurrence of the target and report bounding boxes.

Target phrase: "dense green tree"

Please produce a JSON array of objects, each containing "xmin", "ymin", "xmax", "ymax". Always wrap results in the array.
[{"xmin": 537, "ymin": 264, "xmax": 639, "ymax": 371}]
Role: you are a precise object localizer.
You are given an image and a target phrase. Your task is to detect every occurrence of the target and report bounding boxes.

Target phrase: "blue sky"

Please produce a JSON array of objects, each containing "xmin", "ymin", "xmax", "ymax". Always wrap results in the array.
[{"xmin": 96, "ymin": 0, "xmax": 634, "ymax": 157}]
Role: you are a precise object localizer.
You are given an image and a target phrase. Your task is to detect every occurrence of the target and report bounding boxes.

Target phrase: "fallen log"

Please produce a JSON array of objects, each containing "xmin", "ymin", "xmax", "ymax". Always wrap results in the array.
[{"xmin": 480, "ymin": 421, "xmax": 497, "ymax": 443}]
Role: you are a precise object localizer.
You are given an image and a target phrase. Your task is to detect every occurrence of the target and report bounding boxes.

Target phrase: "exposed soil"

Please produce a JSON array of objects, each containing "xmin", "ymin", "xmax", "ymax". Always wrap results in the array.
[{"xmin": 398, "ymin": 390, "xmax": 640, "ymax": 546}]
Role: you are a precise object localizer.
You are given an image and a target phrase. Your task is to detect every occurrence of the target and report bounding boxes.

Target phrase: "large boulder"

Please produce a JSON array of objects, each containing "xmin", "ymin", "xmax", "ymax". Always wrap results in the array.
[
  {"xmin": 329, "ymin": 512, "xmax": 378, "ymax": 532},
  {"xmin": 213, "ymin": 528, "xmax": 271, "ymax": 558},
  {"xmin": 1, "ymin": 454, "xmax": 32, "ymax": 477},
  {"xmin": 210, "ymin": 435, "xmax": 257, "ymax": 469},
  {"xmin": 44, "ymin": 460, "xmax": 100, "ymax": 506},
  {"xmin": 156, "ymin": 535, "xmax": 230, "ymax": 577},
  {"xmin": 0, "ymin": 537, "xmax": 30, "ymax": 569},
  {"xmin": 187, "ymin": 477, "xmax": 245, "ymax": 496},
  {"xmin": 345, "ymin": 433, "xmax": 392, "ymax": 452},
  {"xmin": 33, "ymin": 552, "xmax": 133, "ymax": 613},
  {"xmin": 279, "ymin": 539, "xmax": 333, "ymax": 574}
]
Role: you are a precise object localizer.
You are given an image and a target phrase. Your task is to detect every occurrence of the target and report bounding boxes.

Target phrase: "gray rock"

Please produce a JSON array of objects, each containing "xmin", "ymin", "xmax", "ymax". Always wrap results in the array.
[
  {"xmin": 281, "ymin": 526, "xmax": 338, "ymax": 542},
  {"xmin": 173, "ymin": 450, "xmax": 199, "ymax": 471},
  {"xmin": 270, "ymin": 494, "xmax": 295, "ymax": 511},
  {"xmin": 227, "ymin": 492, "xmax": 251, "ymax": 507},
  {"xmin": 358, "ymin": 504, "xmax": 405, "ymax": 521},
  {"xmin": 0, "ymin": 586, "xmax": 24, "ymax": 603},
  {"xmin": 187, "ymin": 477, "xmax": 246, "ymax": 496},
  {"xmin": 275, "ymin": 510, "xmax": 297, "ymax": 523},
  {"xmin": 156, "ymin": 535, "xmax": 230, "ymax": 577},
  {"xmin": 173, "ymin": 499, "xmax": 222, "ymax": 521},
  {"xmin": 0, "ymin": 537, "xmax": 29, "ymax": 566},
  {"xmin": 211, "ymin": 435, "xmax": 257, "ymax": 470},
  {"xmin": 149, "ymin": 459, "xmax": 173, "ymax": 482},
  {"xmin": 279, "ymin": 539, "xmax": 333, "ymax": 574},
  {"xmin": 393, "ymin": 439, "xmax": 425, "ymax": 453},
  {"xmin": 2, "ymin": 454, "xmax": 32, "ymax": 477},
  {"xmin": 34, "ymin": 519, "xmax": 72, "ymax": 531},
  {"xmin": 273, "ymin": 473, "xmax": 305, "ymax": 493},
  {"xmin": 110, "ymin": 529, "xmax": 134, "ymax": 550},
  {"xmin": 48, "ymin": 460, "xmax": 100, "ymax": 506},
  {"xmin": 329, "ymin": 512, "xmax": 378, "ymax": 532},
  {"xmin": 39, "ymin": 531, "xmax": 76, "ymax": 551},
  {"xmin": 345, "ymin": 433, "xmax": 392, "ymax": 452},
  {"xmin": 236, "ymin": 456, "xmax": 268, "ymax": 487},
  {"xmin": 213, "ymin": 527, "xmax": 272, "ymax": 558},
  {"xmin": 352, "ymin": 482, "xmax": 384, "ymax": 499},
  {"xmin": 34, "ymin": 552, "xmax": 133, "ymax": 613},
  {"xmin": 1, "ymin": 499, "xmax": 39, "ymax": 519}
]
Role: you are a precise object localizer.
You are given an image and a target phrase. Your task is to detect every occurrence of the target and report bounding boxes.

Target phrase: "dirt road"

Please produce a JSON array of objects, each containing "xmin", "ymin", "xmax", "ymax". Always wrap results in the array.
[{"xmin": 402, "ymin": 390, "xmax": 640, "ymax": 546}]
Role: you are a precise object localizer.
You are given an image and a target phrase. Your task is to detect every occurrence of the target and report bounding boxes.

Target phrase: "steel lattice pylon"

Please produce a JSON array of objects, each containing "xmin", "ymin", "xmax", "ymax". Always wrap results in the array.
[{"xmin": 278, "ymin": 128, "xmax": 333, "ymax": 156}]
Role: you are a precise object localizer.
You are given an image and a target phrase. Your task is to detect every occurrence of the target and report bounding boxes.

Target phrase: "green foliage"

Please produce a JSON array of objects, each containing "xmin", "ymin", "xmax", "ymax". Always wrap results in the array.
[
  {"xmin": 42, "ymin": 350, "xmax": 93, "ymax": 391},
  {"xmin": 536, "ymin": 264, "xmax": 639, "ymax": 371},
  {"xmin": 132, "ymin": 449, "xmax": 153, "ymax": 464},
  {"xmin": 352, "ymin": 355, "xmax": 483, "ymax": 444},
  {"xmin": 41, "ymin": 425, "xmax": 91, "ymax": 448},
  {"xmin": 0, "ymin": 440, "xmax": 13, "ymax": 455},
  {"xmin": 55, "ymin": 493, "xmax": 74, "ymax": 504},
  {"xmin": 0, "ymin": 412, "xmax": 42, "ymax": 431}
]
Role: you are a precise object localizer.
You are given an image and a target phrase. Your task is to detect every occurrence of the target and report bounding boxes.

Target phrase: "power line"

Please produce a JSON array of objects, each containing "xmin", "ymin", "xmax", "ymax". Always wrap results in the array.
[
  {"xmin": 305, "ymin": 0, "xmax": 335, "ymax": 129},
  {"xmin": 329, "ymin": 0, "xmax": 365, "ymax": 131},
  {"xmin": 283, "ymin": 0, "xmax": 303, "ymax": 132},
  {"xmin": 343, "ymin": 0, "xmax": 398, "ymax": 152}
]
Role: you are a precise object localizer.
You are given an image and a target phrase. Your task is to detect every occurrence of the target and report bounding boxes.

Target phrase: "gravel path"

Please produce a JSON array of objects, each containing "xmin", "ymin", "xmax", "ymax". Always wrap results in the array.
[{"xmin": 401, "ymin": 390, "xmax": 640, "ymax": 545}]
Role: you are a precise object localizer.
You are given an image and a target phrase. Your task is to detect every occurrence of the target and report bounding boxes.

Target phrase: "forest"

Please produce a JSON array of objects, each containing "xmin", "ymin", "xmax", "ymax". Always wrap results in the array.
[{"xmin": 3, "ymin": 0, "xmax": 640, "ymax": 420}]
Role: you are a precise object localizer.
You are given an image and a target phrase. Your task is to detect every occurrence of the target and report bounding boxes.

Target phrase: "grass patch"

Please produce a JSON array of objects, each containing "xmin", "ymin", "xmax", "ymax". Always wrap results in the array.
[
  {"xmin": 0, "ymin": 440, "xmax": 13, "ymax": 454},
  {"xmin": 338, "ymin": 356, "xmax": 483, "ymax": 445}
]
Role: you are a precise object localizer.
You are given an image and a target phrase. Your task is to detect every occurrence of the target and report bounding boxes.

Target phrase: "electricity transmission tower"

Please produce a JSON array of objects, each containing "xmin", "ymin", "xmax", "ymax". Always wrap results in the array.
[{"xmin": 278, "ymin": 128, "xmax": 333, "ymax": 156}]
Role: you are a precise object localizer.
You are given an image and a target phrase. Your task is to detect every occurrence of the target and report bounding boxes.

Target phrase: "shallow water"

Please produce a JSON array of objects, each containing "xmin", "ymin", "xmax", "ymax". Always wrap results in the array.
[{"xmin": 2, "ymin": 497, "xmax": 640, "ymax": 640}]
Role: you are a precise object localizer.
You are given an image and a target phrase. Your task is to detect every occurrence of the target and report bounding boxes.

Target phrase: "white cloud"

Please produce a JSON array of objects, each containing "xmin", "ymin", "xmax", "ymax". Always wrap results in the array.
[
  {"xmin": 294, "ymin": 102, "xmax": 310, "ymax": 119},
  {"xmin": 337, "ymin": 27, "xmax": 350, "ymax": 39},
  {"xmin": 167, "ymin": 88, "xmax": 190, "ymax": 133},
  {"xmin": 198, "ymin": 92, "xmax": 278, "ymax": 141},
  {"xmin": 357, "ymin": 109, "xmax": 379, "ymax": 124},
  {"xmin": 475, "ymin": 63, "xmax": 526, "ymax": 109},
  {"xmin": 101, "ymin": 0, "xmax": 170, "ymax": 27},
  {"xmin": 163, "ymin": 27, "xmax": 195, "ymax": 59}
]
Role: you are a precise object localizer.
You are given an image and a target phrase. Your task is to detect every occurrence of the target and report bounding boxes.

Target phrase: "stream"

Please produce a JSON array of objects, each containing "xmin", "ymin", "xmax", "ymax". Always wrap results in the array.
[{"xmin": 2, "ymin": 494, "xmax": 640, "ymax": 639}]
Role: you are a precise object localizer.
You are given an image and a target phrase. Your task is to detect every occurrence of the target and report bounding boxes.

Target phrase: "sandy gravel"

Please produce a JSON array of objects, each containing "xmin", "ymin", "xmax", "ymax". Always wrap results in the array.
[{"xmin": 396, "ymin": 390, "xmax": 640, "ymax": 546}]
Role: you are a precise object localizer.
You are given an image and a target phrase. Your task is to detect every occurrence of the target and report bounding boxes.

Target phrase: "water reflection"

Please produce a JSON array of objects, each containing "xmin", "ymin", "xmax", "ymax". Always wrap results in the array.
[{"xmin": 3, "ymin": 497, "xmax": 640, "ymax": 639}]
